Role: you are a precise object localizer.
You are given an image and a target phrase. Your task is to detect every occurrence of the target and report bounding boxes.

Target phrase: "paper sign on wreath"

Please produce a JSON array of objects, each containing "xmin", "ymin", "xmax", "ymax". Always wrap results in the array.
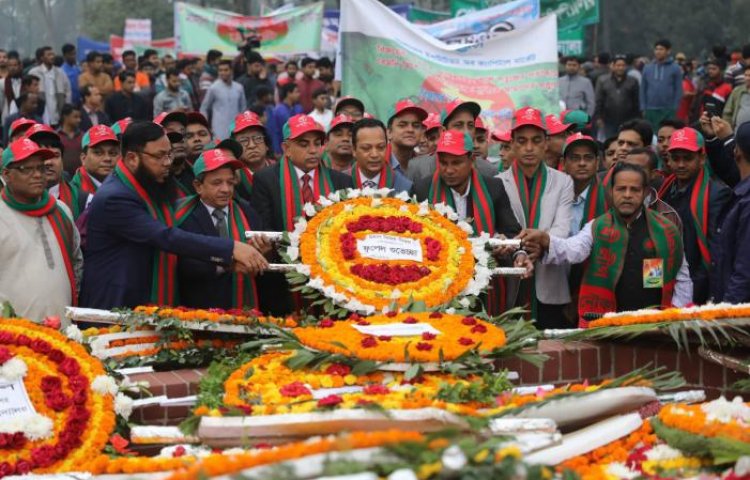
[{"xmin": 247, "ymin": 189, "xmax": 523, "ymax": 315}]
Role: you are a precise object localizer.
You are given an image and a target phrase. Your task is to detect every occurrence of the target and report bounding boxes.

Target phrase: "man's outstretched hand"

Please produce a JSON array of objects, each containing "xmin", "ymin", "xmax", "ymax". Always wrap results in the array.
[{"xmin": 232, "ymin": 241, "xmax": 269, "ymax": 276}]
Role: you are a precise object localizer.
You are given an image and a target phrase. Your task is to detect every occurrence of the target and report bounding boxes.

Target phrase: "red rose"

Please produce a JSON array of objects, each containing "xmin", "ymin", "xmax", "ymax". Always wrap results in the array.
[
  {"xmin": 377, "ymin": 335, "xmax": 392, "ymax": 341},
  {"xmin": 471, "ymin": 324, "xmax": 488, "ymax": 334},
  {"xmin": 42, "ymin": 316, "xmax": 61, "ymax": 329},
  {"xmin": 0, "ymin": 348, "xmax": 12, "ymax": 365},
  {"xmin": 58, "ymin": 357, "xmax": 81, "ymax": 376},
  {"xmin": 237, "ymin": 405, "xmax": 253, "ymax": 415},
  {"xmin": 253, "ymin": 443, "xmax": 273, "ymax": 449},
  {"xmin": 363, "ymin": 384, "xmax": 390, "ymax": 395},
  {"xmin": 349, "ymin": 313, "xmax": 361, "ymax": 321},
  {"xmin": 416, "ymin": 342, "xmax": 433, "ymax": 351},
  {"xmin": 429, "ymin": 312, "xmax": 443, "ymax": 318},
  {"xmin": 421, "ymin": 332, "xmax": 436, "ymax": 340},
  {"xmin": 41, "ymin": 375, "xmax": 62, "ymax": 392},
  {"xmin": 458, "ymin": 337, "xmax": 475, "ymax": 346},
  {"xmin": 15, "ymin": 335, "xmax": 31, "ymax": 347},
  {"xmin": 69, "ymin": 406, "xmax": 90, "ymax": 423},
  {"xmin": 47, "ymin": 349, "xmax": 65, "ymax": 364},
  {"xmin": 403, "ymin": 316, "xmax": 417, "ymax": 324},
  {"xmin": 67, "ymin": 375, "xmax": 89, "ymax": 392},
  {"xmin": 110, "ymin": 434, "xmax": 134, "ymax": 455},
  {"xmin": 279, "ymin": 381, "xmax": 312, "ymax": 398},
  {"xmin": 30, "ymin": 339, "xmax": 52, "ymax": 354},
  {"xmin": 361, "ymin": 337, "xmax": 378, "ymax": 348},
  {"xmin": 317, "ymin": 394, "xmax": 343, "ymax": 408},
  {"xmin": 461, "ymin": 316, "xmax": 477, "ymax": 326},
  {"xmin": 0, "ymin": 332, "xmax": 14, "ymax": 344},
  {"xmin": 325, "ymin": 364, "xmax": 351, "ymax": 376},
  {"xmin": 0, "ymin": 462, "xmax": 14, "ymax": 476},
  {"xmin": 173, "ymin": 445, "xmax": 186, "ymax": 457},
  {"xmin": 319, "ymin": 319, "xmax": 335, "ymax": 328},
  {"xmin": 72, "ymin": 389, "xmax": 88, "ymax": 405},
  {"xmin": 14, "ymin": 460, "xmax": 31, "ymax": 474},
  {"xmin": 31, "ymin": 445, "xmax": 57, "ymax": 468},
  {"xmin": 46, "ymin": 393, "xmax": 71, "ymax": 412}
]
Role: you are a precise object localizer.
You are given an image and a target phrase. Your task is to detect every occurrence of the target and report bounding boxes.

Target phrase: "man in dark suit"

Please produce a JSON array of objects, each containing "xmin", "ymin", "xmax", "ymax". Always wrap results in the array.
[
  {"xmin": 350, "ymin": 117, "xmax": 413, "ymax": 194},
  {"xmin": 80, "ymin": 121, "xmax": 267, "ymax": 309},
  {"xmin": 177, "ymin": 148, "xmax": 269, "ymax": 309},
  {"xmin": 79, "ymin": 85, "xmax": 111, "ymax": 133},
  {"xmin": 250, "ymin": 113, "xmax": 350, "ymax": 314}
]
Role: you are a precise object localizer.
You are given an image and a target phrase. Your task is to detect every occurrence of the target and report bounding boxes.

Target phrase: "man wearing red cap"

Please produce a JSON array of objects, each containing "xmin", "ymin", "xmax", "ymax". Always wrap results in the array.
[
  {"xmin": 0, "ymin": 138, "xmax": 82, "ymax": 321},
  {"xmin": 407, "ymin": 99, "xmax": 497, "ymax": 181},
  {"xmin": 322, "ymin": 114, "xmax": 354, "ymax": 174},
  {"xmin": 155, "ymin": 111, "xmax": 194, "ymax": 198},
  {"xmin": 350, "ymin": 117, "xmax": 412, "ymax": 193},
  {"xmin": 562, "ymin": 133, "xmax": 607, "ymax": 237},
  {"xmin": 414, "ymin": 129, "xmax": 529, "ymax": 313},
  {"xmin": 229, "ymin": 110, "xmax": 274, "ymax": 201},
  {"xmin": 185, "ymin": 112, "xmax": 213, "ymax": 165},
  {"xmin": 334, "ymin": 96, "xmax": 365, "ymax": 121},
  {"xmin": 497, "ymin": 106, "xmax": 574, "ymax": 328},
  {"xmin": 176, "ymin": 149, "xmax": 268, "ymax": 309},
  {"xmin": 418, "ymin": 113, "xmax": 442, "ymax": 156},
  {"xmin": 658, "ymin": 127, "xmax": 731, "ymax": 303},
  {"xmin": 70, "ymin": 125, "xmax": 119, "ymax": 205},
  {"xmin": 491, "ymin": 129, "xmax": 514, "ymax": 172},
  {"xmin": 544, "ymin": 114, "xmax": 574, "ymax": 169},
  {"xmin": 80, "ymin": 121, "xmax": 267, "ymax": 309},
  {"xmin": 3, "ymin": 99, "xmax": 41, "ymax": 145},
  {"xmin": 387, "ymin": 99, "xmax": 428, "ymax": 175},
  {"xmin": 473, "ymin": 117, "xmax": 489, "ymax": 160},
  {"xmin": 250, "ymin": 114, "xmax": 350, "ymax": 314}
]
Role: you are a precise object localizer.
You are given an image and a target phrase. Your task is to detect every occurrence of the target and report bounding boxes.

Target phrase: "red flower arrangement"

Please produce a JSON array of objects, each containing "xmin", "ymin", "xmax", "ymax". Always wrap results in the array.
[
  {"xmin": 347, "ymin": 215, "xmax": 423, "ymax": 234},
  {"xmin": 279, "ymin": 382, "xmax": 312, "ymax": 398},
  {"xmin": 350, "ymin": 264, "xmax": 431, "ymax": 285}
]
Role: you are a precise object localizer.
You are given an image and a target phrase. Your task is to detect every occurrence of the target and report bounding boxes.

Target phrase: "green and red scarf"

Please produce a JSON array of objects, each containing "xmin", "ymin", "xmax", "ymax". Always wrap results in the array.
[
  {"xmin": 657, "ymin": 167, "xmax": 711, "ymax": 269},
  {"xmin": 114, "ymin": 159, "xmax": 178, "ymax": 305},
  {"xmin": 578, "ymin": 208, "xmax": 683, "ymax": 328},
  {"xmin": 279, "ymin": 157, "xmax": 335, "ymax": 231},
  {"xmin": 70, "ymin": 167, "xmax": 99, "ymax": 195},
  {"xmin": 2, "ymin": 188, "xmax": 77, "ymax": 305},
  {"xmin": 351, "ymin": 163, "xmax": 395, "ymax": 189},
  {"xmin": 175, "ymin": 196, "xmax": 259, "ymax": 309},
  {"xmin": 580, "ymin": 177, "xmax": 608, "ymax": 229},
  {"xmin": 57, "ymin": 180, "xmax": 84, "ymax": 220},
  {"xmin": 237, "ymin": 167, "xmax": 254, "ymax": 197}
]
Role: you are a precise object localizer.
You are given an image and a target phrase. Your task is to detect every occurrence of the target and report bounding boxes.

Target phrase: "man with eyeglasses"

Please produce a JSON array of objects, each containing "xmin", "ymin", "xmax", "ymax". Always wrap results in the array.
[
  {"xmin": 0, "ymin": 138, "xmax": 83, "ymax": 321},
  {"xmin": 155, "ymin": 111, "xmax": 194, "ymax": 198},
  {"xmin": 229, "ymin": 110, "xmax": 273, "ymax": 201},
  {"xmin": 185, "ymin": 112, "xmax": 213, "ymax": 165},
  {"xmin": 80, "ymin": 121, "xmax": 268, "ymax": 310}
]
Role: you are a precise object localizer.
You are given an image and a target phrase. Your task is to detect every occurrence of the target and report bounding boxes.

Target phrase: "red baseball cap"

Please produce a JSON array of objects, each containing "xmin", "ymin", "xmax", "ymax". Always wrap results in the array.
[
  {"xmin": 186, "ymin": 111, "xmax": 210, "ymax": 128},
  {"xmin": 362, "ymin": 112, "xmax": 375, "ymax": 119},
  {"xmin": 111, "ymin": 117, "xmax": 132, "ymax": 136},
  {"xmin": 230, "ymin": 111, "xmax": 264, "ymax": 135},
  {"xmin": 442, "ymin": 99, "xmax": 481, "ymax": 126},
  {"xmin": 283, "ymin": 114, "xmax": 325, "ymax": 141},
  {"xmin": 192, "ymin": 148, "xmax": 243, "ymax": 177},
  {"xmin": 24, "ymin": 123, "xmax": 59, "ymax": 141},
  {"xmin": 491, "ymin": 129, "xmax": 511, "ymax": 143},
  {"xmin": 2, "ymin": 138, "xmax": 56, "ymax": 168},
  {"xmin": 545, "ymin": 114, "xmax": 572, "ymax": 136},
  {"xmin": 154, "ymin": 111, "xmax": 188, "ymax": 127},
  {"xmin": 436, "ymin": 129, "xmax": 474, "ymax": 156},
  {"xmin": 334, "ymin": 96, "xmax": 365, "ymax": 116},
  {"xmin": 9, "ymin": 118, "xmax": 37, "ymax": 138},
  {"xmin": 511, "ymin": 107, "xmax": 546, "ymax": 132},
  {"xmin": 82, "ymin": 125, "xmax": 119, "ymax": 149},
  {"xmin": 388, "ymin": 99, "xmax": 428, "ymax": 124},
  {"xmin": 422, "ymin": 113, "xmax": 442, "ymax": 132},
  {"xmin": 668, "ymin": 127, "xmax": 705, "ymax": 153},
  {"xmin": 562, "ymin": 132, "xmax": 599, "ymax": 156},
  {"xmin": 475, "ymin": 116, "xmax": 487, "ymax": 132},
  {"xmin": 328, "ymin": 114, "xmax": 354, "ymax": 133}
]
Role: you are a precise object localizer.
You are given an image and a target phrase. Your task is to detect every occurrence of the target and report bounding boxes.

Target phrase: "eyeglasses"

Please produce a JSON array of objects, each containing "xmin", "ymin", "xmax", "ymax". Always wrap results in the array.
[
  {"xmin": 235, "ymin": 135, "xmax": 265, "ymax": 147},
  {"xmin": 7, "ymin": 164, "xmax": 46, "ymax": 175},
  {"xmin": 140, "ymin": 149, "xmax": 174, "ymax": 163}
]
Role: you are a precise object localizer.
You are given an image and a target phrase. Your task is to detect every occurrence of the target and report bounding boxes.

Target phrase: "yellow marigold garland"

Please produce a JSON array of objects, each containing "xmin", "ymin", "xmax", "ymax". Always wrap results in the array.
[
  {"xmin": 657, "ymin": 402, "xmax": 750, "ymax": 444},
  {"xmin": 588, "ymin": 304, "xmax": 750, "ymax": 328},
  {"xmin": 133, "ymin": 306, "xmax": 297, "ymax": 328}
]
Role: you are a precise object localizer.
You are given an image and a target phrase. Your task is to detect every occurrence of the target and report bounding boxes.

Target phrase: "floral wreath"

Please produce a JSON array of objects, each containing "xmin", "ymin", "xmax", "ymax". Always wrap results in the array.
[
  {"xmin": 282, "ymin": 189, "xmax": 492, "ymax": 315},
  {"xmin": 0, "ymin": 319, "xmax": 120, "ymax": 476}
]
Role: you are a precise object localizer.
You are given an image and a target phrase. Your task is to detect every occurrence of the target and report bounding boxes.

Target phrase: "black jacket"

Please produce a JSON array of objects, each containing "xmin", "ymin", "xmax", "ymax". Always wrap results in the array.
[
  {"xmin": 79, "ymin": 108, "xmax": 111, "ymax": 133},
  {"xmin": 105, "ymin": 91, "xmax": 150, "ymax": 122},
  {"xmin": 177, "ymin": 199, "xmax": 263, "ymax": 309},
  {"xmin": 412, "ymin": 173, "xmax": 522, "ymax": 238},
  {"xmin": 595, "ymin": 73, "xmax": 640, "ymax": 127}
]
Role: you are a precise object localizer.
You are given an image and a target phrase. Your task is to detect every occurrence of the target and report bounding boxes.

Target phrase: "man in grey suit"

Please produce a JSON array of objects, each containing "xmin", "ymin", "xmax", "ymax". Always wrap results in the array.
[
  {"xmin": 350, "ymin": 118, "xmax": 412, "ymax": 194},
  {"xmin": 407, "ymin": 98, "xmax": 497, "ymax": 183},
  {"xmin": 497, "ymin": 106, "xmax": 574, "ymax": 329}
]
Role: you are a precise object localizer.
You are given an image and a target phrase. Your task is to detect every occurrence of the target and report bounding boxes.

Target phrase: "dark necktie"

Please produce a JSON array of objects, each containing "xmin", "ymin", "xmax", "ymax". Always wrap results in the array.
[
  {"xmin": 212, "ymin": 209, "xmax": 228, "ymax": 238},
  {"xmin": 363, "ymin": 180, "xmax": 377, "ymax": 189},
  {"xmin": 301, "ymin": 173, "xmax": 314, "ymax": 204}
]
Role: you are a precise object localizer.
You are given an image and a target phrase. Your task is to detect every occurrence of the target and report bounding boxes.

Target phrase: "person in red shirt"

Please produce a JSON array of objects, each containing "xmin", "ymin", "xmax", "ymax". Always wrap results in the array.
[
  {"xmin": 295, "ymin": 58, "xmax": 325, "ymax": 113},
  {"xmin": 676, "ymin": 60, "xmax": 695, "ymax": 123},
  {"xmin": 691, "ymin": 59, "xmax": 734, "ymax": 121}
]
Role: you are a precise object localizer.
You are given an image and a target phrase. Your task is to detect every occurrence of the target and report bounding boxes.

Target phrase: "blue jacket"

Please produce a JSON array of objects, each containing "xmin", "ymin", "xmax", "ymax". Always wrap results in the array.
[
  {"xmin": 80, "ymin": 174, "xmax": 234, "ymax": 309},
  {"xmin": 640, "ymin": 57, "xmax": 683, "ymax": 111},
  {"xmin": 710, "ymin": 176, "xmax": 750, "ymax": 303},
  {"xmin": 268, "ymin": 102, "xmax": 303, "ymax": 155}
]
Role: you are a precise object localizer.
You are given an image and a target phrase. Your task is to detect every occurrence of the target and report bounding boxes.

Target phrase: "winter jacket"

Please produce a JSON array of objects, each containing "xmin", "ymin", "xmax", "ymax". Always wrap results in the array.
[
  {"xmin": 595, "ymin": 73, "xmax": 640, "ymax": 127},
  {"xmin": 640, "ymin": 57, "xmax": 683, "ymax": 111},
  {"xmin": 559, "ymin": 74, "xmax": 595, "ymax": 116}
]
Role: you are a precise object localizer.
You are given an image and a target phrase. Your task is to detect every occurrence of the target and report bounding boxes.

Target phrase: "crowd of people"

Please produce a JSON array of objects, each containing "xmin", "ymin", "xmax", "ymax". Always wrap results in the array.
[{"xmin": 1, "ymin": 37, "xmax": 749, "ymax": 330}]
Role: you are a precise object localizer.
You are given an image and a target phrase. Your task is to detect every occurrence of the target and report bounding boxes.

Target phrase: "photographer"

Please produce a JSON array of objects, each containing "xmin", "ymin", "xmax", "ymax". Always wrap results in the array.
[{"xmin": 237, "ymin": 51, "xmax": 271, "ymax": 106}]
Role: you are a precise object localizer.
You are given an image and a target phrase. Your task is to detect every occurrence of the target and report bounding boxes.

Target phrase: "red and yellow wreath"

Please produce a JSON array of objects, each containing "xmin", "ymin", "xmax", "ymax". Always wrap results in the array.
[
  {"xmin": 0, "ymin": 318, "xmax": 116, "ymax": 476},
  {"xmin": 291, "ymin": 312, "xmax": 506, "ymax": 363}
]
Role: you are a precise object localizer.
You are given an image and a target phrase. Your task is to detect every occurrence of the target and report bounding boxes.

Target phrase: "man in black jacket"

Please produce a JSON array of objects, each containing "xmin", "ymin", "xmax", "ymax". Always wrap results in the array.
[
  {"xmin": 595, "ymin": 54, "xmax": 640, "ymax": 138},
  {"xmin": 105, "ymin": 71, "xmax": 150, "ymax": 122}
]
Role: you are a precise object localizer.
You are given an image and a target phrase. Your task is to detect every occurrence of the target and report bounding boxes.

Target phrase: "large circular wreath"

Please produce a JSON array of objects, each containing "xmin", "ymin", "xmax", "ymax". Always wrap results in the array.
[
  {"xmin": 0, "ymin": 319, "xmax": 116, "ymax": 475},
  {"xmin": 284, "ymin": 190, "xmax": 491, "ymax": 314}
]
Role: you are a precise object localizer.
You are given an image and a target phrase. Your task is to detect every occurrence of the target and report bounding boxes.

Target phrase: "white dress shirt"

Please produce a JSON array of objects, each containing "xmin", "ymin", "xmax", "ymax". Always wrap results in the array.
[
  {"xmin": 359, "ymin": 169, "xmax": 380, "ymax": 187},
  {"xmin": 201, "ymin": 201, "xmax": 230, "ymax": 232},
  {"xmin": 542, "ymin": 218, "xmax": 693, "ymax": 307},
  {"xmin": 450, "ymin": 183, "xmax": 471, "ymax": 221}
]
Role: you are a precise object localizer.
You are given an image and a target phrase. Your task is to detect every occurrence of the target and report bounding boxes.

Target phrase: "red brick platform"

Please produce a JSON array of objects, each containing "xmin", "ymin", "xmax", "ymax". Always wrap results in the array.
[{"xmin": 128, "ymin": 340, "xmax": 748, "ymax": 425}]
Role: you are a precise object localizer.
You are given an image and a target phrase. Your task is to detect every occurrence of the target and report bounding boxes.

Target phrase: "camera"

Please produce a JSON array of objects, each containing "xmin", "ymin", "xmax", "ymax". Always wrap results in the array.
[{"xmin": 237, "ymin": 28, "xmax": 262, "ymax": 62}]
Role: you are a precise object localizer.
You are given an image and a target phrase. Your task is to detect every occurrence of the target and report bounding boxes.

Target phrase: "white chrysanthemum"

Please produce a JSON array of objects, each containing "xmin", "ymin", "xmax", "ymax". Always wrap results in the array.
[
  {"xmin": 445, "ymin": 307, "xmax": 456, "ymax": 315},
  {"xmin": 344, "ymin": 204, "xmax": 354, "ymax": 212},
  {"xmin": 287, "ymin": 230, "xmax": 301, "ymax": 247},
  {"xmin": 89, "ymin": 336, "xmax": 109, "ymax": 356},
  {"xmin": 459, "ymin": 298, "xmax": 471, "ymax": 308},
  {"xmin": 395, "ymin": 191, "xmax": 411, "ymax": 202},
  {"xmin": 371, "ymin": 198, "xmax": 383, "ymax": 207},
  {"xmin": 447, "ymin": 210, "xmax": 459, "ymax": 222},
  {"xmin": 605, "ymin": 462, "xmax": 640, "ymax": 479},
  {"xmin": 115, "ymin": 393, "xmax": 134, "ymax": 419},
  {"xmin": 297, "ymin": 265, "xmax": 311, "ymax": 276},
  {"xmin": 441, "ymin": 445, "xmax": 467, "ymax": 471},
  {"xmin": 457, "ymin": 221, "xmax": 474, "ymax": 234},
  {"xmin": 318, "ymin": 196, "xmax": 333, "ymax": 207},
  {"xmin": 286, "ymin": 246, "xmax": 300, "ymax": 262},
  {"xmin": 308, "ymin": 277, "xmax": 325, "ymax": 290},
  {"xmin": 120, "ymin": 377, "xmax": 149, "ymax": 393},
  {"xmin": 735, "ymin": 456, "xmax": 750, "ymax": 476},
  {"xmin": 303, "ymin": 202, "xmax": 317, "ymax": 217},
  {"xmin": 388, "ymin": 469, "xmax": 418, "ymax": 480},
  {"xmin": 0, "ymin": 357, "xmax": 27, "ymax": 382},
  {"xmin": 348, "ymin": 189, "xmax": 362, "ymax": 198},
  {"xmin": 0, "ymin": 413, "xmax": 53, "ymax": 440},
  {"xmin": 701, "ymin": 396, "xmax": 750, "ymax": 423},
  {"xmin": 64, "ymin": 324, "xmax": 84, "ymax": 343},
  {"xmin": 91, "ymin": 375, "xmax": 119, "ymax": 396},
  {"xmin": 398, "ymin": 205, "xmax": 410, "ymax": 213},
  {"xmin": 390, "ymin": 289, "xmax": 402, "ymax": 299},
  {"xmin": 223, "ymin": 447, "xmax": 247, "ymax": 456},
  {"xmin": 417, "ymin": 202, "xmax": 429, "ymax": 216},
  {"xmin": 645, "ymin": 444, "xmax": 683, "ymax": 461}
]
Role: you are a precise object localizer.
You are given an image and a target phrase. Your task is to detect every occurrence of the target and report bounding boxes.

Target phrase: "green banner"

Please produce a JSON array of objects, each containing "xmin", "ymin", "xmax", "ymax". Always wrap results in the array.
[
  {"xmin": 450, "ymin": 0, "xmax": 488, "ymax": 17},
  {"xmin": 541, "ymin": 0, "xmax": 599, "ymax": 31},
  {"xmin": 557, "ymin": 26, "xmax": 585, "ymax": 56},
  {"xmin": 174, "ymin": 2, "xmax": 323, "ymax": 57},
  {"xmin": 408, "ymin": 6, "xmax": 452, "ymax": 24}
]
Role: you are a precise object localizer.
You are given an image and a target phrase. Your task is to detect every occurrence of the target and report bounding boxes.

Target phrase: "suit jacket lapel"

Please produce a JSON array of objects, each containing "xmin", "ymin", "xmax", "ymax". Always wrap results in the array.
[
  {"xmin": 195, "ymin": 202, "xmax": 218, "ymax": 236},
  {"xmin": 500, "ymin": 171, "xmax": 526, "ymax": 228}
]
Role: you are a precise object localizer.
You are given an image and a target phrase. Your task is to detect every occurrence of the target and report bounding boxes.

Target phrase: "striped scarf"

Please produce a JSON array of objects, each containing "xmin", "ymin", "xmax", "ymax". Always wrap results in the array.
[{"xmin": 279, "ymin": 157, "xmax": 335, "ymax": 231}]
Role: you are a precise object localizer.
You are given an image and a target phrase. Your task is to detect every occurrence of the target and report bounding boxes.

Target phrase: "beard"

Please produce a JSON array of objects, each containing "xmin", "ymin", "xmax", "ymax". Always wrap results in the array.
[{"xmin": 134, "ymin": 162, "xmax": 177, "ymax": 205}]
